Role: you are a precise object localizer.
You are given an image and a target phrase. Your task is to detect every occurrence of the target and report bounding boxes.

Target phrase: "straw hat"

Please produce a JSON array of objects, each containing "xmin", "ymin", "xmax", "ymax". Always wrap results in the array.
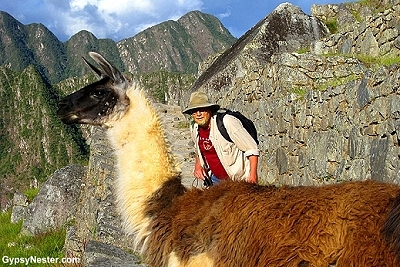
[{"xmin": 183, "ymin": 91, "xmax": 220, "ymax": 114}]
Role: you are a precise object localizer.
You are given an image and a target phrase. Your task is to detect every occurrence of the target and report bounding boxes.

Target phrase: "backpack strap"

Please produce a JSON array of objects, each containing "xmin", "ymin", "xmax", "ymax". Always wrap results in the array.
[
  {"xmin": 216, "ymin": 109, "xmax": 233, "ymax": 143},
  {"xmin": 216, "ymin": 108, "xmax": 259, "ymax": 145}
]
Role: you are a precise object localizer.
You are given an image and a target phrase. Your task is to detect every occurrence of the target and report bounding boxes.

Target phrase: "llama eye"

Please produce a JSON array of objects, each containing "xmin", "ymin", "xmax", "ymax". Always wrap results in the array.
[{"xmin": 91, "ymin": 90, "xmax": 106, "ymax": 99}]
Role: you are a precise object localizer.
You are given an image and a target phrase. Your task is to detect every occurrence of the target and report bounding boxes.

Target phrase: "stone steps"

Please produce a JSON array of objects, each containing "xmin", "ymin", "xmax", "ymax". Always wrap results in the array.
[{"xmin": 154, "ymin": 103, "xmax": 199, "ymax": 188}]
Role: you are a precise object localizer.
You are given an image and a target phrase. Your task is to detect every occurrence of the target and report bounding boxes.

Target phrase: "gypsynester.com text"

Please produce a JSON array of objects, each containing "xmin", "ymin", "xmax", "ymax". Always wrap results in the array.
[{"xmin": 2, "ymin": 255, "xmax": 81, "ymax": 265}]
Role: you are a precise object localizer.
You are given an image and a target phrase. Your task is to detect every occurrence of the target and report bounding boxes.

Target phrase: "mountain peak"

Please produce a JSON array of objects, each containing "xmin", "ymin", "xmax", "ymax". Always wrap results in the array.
[{"xmin": 0, "ymin": 10, "xmax": 236, "ymax": 83}]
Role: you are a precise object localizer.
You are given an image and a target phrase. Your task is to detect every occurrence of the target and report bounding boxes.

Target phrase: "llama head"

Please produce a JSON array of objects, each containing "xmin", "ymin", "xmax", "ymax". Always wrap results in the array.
[{"xmin": 57, "ymin": 52, "xmax": 130, "ymax": 126}]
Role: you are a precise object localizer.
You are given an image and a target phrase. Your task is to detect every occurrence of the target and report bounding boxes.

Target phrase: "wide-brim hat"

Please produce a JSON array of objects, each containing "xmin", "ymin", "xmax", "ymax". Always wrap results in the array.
[{"xmin": 183, "ymin": 91, "xmax": 220, "ymax": 114}]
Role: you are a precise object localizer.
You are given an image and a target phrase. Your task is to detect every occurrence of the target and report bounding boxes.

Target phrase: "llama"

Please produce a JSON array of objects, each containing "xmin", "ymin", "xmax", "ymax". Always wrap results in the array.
[{"xmin": 58, "ymin": 52, "xmax": 400, "ymax": 267}]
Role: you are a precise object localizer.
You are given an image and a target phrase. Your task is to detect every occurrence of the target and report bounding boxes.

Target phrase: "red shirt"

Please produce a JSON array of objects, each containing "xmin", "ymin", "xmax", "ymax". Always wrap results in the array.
[{"xmin": 198, "ymin": 127, "xmax": 229, "ymax": 180}]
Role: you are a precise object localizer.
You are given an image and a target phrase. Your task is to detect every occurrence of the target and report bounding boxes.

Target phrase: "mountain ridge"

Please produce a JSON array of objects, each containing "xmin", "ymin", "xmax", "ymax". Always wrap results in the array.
[{"xmin": 0, "ymin": 10, "xmax": 236, "ymax": 84}]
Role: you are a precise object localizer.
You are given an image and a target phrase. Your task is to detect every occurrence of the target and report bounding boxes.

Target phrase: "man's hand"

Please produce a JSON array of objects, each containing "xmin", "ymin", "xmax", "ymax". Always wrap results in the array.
[{"xmin": 193, "ymin": 156, "xmax": 207, "ymax": 180}]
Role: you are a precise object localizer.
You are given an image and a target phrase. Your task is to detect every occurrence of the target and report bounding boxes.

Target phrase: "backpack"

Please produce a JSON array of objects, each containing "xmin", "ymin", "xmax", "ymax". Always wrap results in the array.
[{"xmin": 216, "ymin": 108, "xmax": 259, "ymax": 145}]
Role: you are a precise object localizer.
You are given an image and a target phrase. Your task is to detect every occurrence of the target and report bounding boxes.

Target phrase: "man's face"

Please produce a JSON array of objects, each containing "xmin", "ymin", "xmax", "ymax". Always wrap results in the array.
[{"xmin": 191, "ymin": 108, "xmax": 212, "ymax": 128}]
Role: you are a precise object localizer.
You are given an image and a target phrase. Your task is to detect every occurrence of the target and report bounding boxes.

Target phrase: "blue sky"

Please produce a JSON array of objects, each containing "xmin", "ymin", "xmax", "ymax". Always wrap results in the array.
[{"xmin": 0, "ymin": 0, "xmax": 354, "ymax": 42}]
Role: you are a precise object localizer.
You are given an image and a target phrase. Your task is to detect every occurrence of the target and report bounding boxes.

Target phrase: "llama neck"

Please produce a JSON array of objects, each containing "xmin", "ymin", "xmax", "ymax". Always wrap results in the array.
[{"xmin": 107, "ymin": 86, "xmax": 179, "ymax": 243}]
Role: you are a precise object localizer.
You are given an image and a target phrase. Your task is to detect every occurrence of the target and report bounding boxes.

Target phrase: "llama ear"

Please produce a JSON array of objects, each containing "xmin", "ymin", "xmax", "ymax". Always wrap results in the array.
[
  {"xmin": 88, "ymin": 52, "xmax": 127, "ymax": 85},
  {"xmin": 82, "ymin": 56, "xmax": 104, "ymax": 79}
]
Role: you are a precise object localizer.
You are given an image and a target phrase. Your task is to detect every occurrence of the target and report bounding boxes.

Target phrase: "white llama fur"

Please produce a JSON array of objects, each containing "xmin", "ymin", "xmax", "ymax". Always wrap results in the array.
[
  {"xmin": 106, "ymin": 85, "xmax": 209, "ymax": 266},
  {"xmin": 107, "ymin": 86, "xmax": 179, "ymax": 246}
]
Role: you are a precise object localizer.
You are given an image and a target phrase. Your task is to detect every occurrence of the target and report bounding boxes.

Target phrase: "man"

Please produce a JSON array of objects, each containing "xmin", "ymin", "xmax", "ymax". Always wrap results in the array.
[{"xmin": 183, "ymin": 91, "xmax": 259, "ymax": 185}]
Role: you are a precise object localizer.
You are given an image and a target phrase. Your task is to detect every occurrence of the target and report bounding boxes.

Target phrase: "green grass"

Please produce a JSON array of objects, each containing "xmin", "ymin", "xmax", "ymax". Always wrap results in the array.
[
  {"xmin": 314, "ymin": 74, "xmax": 362, "ymax": 91},
  {"xmin": 23, "ymin": 188, "xmax": 40, "ymax": 203},
  {"xmin": 354, "ymin": 55, "xmax": 400, "ymax": 68},
  {"xmin": 297, "ymin": 47, "xmax": 310, "ymax": 54},
  {"xmin": 325, "ymin": 19, "xmax": 338, "ymax": 34},
  {"xmin": 319, "ymin": 52, "xmax": 400, "ymax": 69},
  {"xmin": 291, "ymin": 87, "xmax": 307, "ymax": 99},
  {"xmin": 0, "ymin": 211, "xmax": 73, "ymax": 266}
]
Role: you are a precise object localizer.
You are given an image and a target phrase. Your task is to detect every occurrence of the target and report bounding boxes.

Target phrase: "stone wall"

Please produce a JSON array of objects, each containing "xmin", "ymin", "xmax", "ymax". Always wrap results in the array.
[
  {"xmin": 213, "ymin": 54, "xmax": 399, "ymax": 186},
  {"xmin": 188, "ymin": 2, "xmax": 400, "ymax": 186},
  {"xmin": 65, "ymin": 126, "xmax": 137, "ymax": 259},
  {"xmin": 312, "ymin": 1, "xmax": 400, "ymax": 57}
]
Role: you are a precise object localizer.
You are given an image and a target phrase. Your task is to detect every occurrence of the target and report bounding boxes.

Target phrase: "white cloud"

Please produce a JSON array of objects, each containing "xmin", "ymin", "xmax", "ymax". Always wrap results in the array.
[
  {"xmin": 218, "ymin": 6, "xmax": 231, "ymax": 19},
  {"xmin": 69, "ymin": 0, "xmax": 155, "ymax": 15},
  {"xmin": 51, "ymin": 0, "xmax": 203, "ymax": 40}
]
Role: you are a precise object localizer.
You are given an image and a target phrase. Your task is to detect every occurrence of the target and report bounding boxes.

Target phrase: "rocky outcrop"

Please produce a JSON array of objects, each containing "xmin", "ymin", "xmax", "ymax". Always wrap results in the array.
[
  {"xmin": 10, "ymin": 192, "xmax": 28, "ymax": 223},
  {"xmin": 82, "ymin": 240, "xmax": 146, "ymax": 267},
  {"xmin": 20, "ymin": 164, "xmax": 85, "ymax": 235},
  {"xmin": 184, "ymin": 2, "xmax": 400, "ymax": 186},
  {"xmin": 188, "ymin": 3, "xmax": 329, "ymax": 95},
  {"xmin": 64, "ymin": 126, "xmax": 135, "ymax": 258}
]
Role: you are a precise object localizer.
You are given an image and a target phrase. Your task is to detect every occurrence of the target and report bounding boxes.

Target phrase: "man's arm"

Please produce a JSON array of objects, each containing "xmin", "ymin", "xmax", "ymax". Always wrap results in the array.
[{"xmin": 248, "ymin": 155, "xmax": 259, "ymax": 184}]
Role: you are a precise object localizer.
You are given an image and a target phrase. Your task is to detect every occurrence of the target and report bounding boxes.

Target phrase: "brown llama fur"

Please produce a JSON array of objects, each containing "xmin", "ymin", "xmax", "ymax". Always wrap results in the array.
[
  {"xmin": 145, "ymin": 179, "xmax": 400, "ymax": 267},
  {"xmin": 57, "ymin": 52, "xmax": 400, "ymax": 267}
]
